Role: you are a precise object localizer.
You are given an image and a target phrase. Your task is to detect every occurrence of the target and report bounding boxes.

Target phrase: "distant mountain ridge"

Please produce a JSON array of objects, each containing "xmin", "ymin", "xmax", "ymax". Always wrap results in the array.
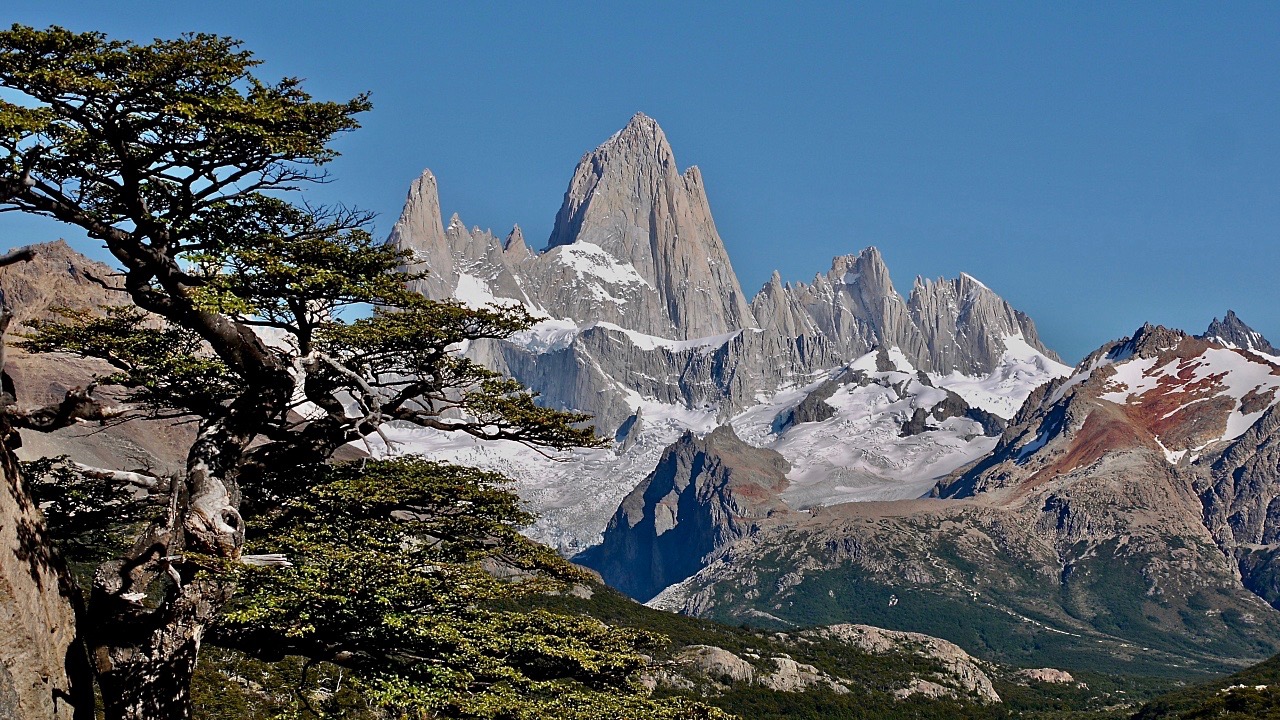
[
  {"xmin": 646, "ymin": 321, "xmax": 1280, "ymax": 674},
  {"xmin": 390, "ymin": 112, "xmax": 1063, "ymax": 428},
  {"xmin": 1201, "ymin": 309, "xmax": 1279, "ymax": 357},
  {"xmin": 385, "ymin": 112, "xmax": 1070, "ymax": 555}
]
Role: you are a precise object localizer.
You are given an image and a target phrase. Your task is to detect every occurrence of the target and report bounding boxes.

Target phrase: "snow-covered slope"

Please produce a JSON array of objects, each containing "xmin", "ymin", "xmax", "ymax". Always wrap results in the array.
[
  {"xmin": 938, "ymin": 322, "xmax": 1280, "ymax": 500},
  {"xmin": 372, "ymin": 334, "xmax": 1068, "ymax": 552}
]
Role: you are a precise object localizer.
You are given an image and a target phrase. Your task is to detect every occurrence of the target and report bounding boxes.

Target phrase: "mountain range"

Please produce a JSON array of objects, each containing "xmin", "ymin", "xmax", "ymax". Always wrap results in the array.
[
  {"xmin": 388, "ymin": 112, "xmax": 1280, "ymax": 678},
  {"xmin": 5, "ymin": 111, "xmax": 1280, "ymax": 714},
  {"xmin": 388, "ymin": 112, "xmax": 1069, "ymax": 553}
]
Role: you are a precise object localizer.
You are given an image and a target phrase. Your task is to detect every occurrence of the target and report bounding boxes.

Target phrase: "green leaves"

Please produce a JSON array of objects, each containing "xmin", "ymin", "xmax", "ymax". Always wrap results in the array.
[
  {"xmin": 224, "ymin": 458, "xmax": 720, "ymax": 718},
  {"xmin": 0, "ymin": 23, "xmax": 369, "ymax": 248},
  {"xmin": 182, "ymin": 196, "xmax": 422, "ymax": 331},
  {"xmin": 19, "ymin": 305, "xmax": 240, "ymax": 416}
]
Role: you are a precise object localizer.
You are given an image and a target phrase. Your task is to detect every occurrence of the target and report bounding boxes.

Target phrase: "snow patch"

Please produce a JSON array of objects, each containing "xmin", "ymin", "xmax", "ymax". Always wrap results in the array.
[
  {"xmin": 366, "ymin": 394, "xmax": 719, "ymax": 554},
  {"xmin": 1096, "ymin": 347, "xmax": 1280, "ymax": 445},
  {"xmin": 453, "ymin": 272, "xmax": 522, "ymax": 310},
  {"xmin": 1099, "ymin": 356, "xmax": 1162, "ymax": 403},
  {"xmin": 553, "ymin": 242, "xmax": 652, "ymax": 301},
  {"xmin": 508, "ymin": 317, "xmax": 581, "ymax": 353},
  {"xmin": 933, "ymin": 334, "xmax": 1072, "ymax": 419},
  {"xmin": 958, "ymin": 272, "xmax": 989, "ymax": 290},
  {"xmin": 729, "ymin": 359, "xmax": 999, "ymax": 508}
]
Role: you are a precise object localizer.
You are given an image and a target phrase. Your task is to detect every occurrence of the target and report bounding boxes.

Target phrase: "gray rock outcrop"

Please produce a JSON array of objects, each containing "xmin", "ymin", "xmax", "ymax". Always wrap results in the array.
[
  {"xmin": 805, "ymin": 624, "xmax": 999, "ymax": 702},
  {"xmin": 758, "ymin": 657, "xmax": 848, "ymax": 694},
  {"xmin": 1016, "ymin": 668, "xmax": 1077, "ymax": 685},
  {"xmin": 574, "ymin": 425, "xmax": 793, "ymax": 601},
  {"xmin": 674, "ymin": 645, "xmax": 756, "ymax": 685},
  {"xmin": 1201, "ymin": 310, "xmax": 1279, "ymax": 356}
]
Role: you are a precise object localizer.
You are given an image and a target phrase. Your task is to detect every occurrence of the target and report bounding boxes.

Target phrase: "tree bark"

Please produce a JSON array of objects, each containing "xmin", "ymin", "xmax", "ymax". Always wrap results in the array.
[
  {"xmin": 92, "ymin": 576, "xmax": 231, "ymax": 720},
  {"xmin": 90, "ymin": 418, "xmax": 247, "ymax": 720}
]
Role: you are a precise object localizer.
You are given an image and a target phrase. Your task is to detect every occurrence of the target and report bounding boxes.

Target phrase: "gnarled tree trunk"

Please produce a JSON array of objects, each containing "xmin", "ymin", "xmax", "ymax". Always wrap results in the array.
[{"xmin": 90, "ymin": 418, "xmax": 248, "ymax": 720}]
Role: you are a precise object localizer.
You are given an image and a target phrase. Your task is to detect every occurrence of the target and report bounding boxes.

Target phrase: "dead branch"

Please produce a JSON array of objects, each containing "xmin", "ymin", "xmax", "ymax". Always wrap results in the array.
[
  {"xmin": 4, "ymin": 384, "xmax": 129, "ymax": 431},
  {"xmin": 71, "ymin": 462, "xmax": 162, "ymax": 490}
]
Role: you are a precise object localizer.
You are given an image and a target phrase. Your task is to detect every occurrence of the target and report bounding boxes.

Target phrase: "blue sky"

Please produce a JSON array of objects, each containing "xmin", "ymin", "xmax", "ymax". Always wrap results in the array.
[{"xmin": 5, "ymin": 2, "xmax": 1279, "ymax": 362}]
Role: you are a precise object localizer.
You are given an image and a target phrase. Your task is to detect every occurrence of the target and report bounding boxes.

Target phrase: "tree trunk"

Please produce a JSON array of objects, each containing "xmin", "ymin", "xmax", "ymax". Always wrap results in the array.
[
  {"xmin": 91, "ymin": 419, "xmax": 246, "ymax": 720},
  {"xmin": 92, "ymin": 576, "xmax": 231, "ymax": 720},
  {"xmin": 0, "ymin": 418, "xmax": 94, "ymax": 719}
]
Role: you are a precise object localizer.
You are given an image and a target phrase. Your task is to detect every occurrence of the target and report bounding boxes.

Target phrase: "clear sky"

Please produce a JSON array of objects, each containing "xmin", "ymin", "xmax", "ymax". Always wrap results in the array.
[{"xmin": 5, "ymin": 2, "xmax": 1279, "ymax": 362}]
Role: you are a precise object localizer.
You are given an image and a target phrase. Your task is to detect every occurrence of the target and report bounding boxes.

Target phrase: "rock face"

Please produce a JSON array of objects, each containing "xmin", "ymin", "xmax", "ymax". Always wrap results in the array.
[
  {"xmin": 393, "ymin": 113, "xmax": 754, "ymax": 341},
  {"xmin": 652, "ymin": 622, "xmax": 1012, "ymax": 703},
  {"xmin": 0, "ymin": 241, "xmax": 107, "ymax": 719},
  {"xmin": 543, "ymin": 113, "xmax": 755, "ymax": 339},
  {"xmin": 1015, "ymin": 668, "xmax": 1077, "ymax": 685},
  {"xmin": 0, "ymin": 240, "xmax": 126, "ymax": 325},
  {"xmin": 758, "ymin": 252, "xmax": 1060, "ymax": 377},
  {"xmin": 0, "ymin": 242, "xmax": 193, "ymax": 474},
  {"xmin": 1201, "ymin": 309, "xmax": 1279, "ymax": 356},
  {"xmin": 575, "ymin": 425, "xmax": 793, "ymax": 601},
  {"xmin": 0, "ymin": 432, "xmax": 92, "ymax": 719},
  {"xmin": 673, "ymin": 645, "xmax": 757, "ymax": 685},
  {"xmin": 804, "ymin": 624, "xmax": 999, "ymax": 702}
]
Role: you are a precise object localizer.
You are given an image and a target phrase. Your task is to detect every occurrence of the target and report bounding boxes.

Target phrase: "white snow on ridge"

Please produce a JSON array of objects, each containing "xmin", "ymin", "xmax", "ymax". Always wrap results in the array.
[
  {"xmin": 1099, "ymin": 356, "xmax": 1162, "ymax": 404},
  {"xmin": 605, "ymin": 323, "xmax": 741, "ymax": 353},
  {"xmin": 508, "ymin": 317, "xmax": 581, "ymax": 353},
  {"xmin": 452, "ymin": 272, "xmax": 502, "ymax": 310},
  {"xmin": 553, "ymin": 242, "xmax": 652, "ymax": 290},
  {"xmin": 958, "ymin": 271, "xmax": 989, "ymax": 290},
  {"xmin": 933, "ymin": 334, "xmax": 1072, "ymax": 418},
  {"xmin": 1094, "ymin": 347, "xmax": 1280, "ymax": 446},
  {"xmin": 369, "ymin": 396, "xmax": 719, "ymax": 554},
  {"xmin": 507, "ymin": 316, "xmax": 742, "ymax": 355},
  {"xmin": 1193, "ymin": 349, "xmax": 1280, "ymax": 441},
  {"xmin": 731, "ymin": 351, "xmax": 1008, "ymax": 509}
]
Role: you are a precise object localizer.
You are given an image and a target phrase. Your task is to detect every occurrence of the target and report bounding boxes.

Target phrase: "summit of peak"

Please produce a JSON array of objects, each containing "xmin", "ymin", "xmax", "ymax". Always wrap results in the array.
[
  {"xmin": 595, "ymin": 112, "xmax": 673, "ymax": 159},
  {"xmin": 1201, "ymin": 309, "xmax": 1278, "ymax": 354},
  {"xmin": 406, "ymin": 168, "xmax": 439, "ymax": 196},
  {"xmin": 626, "ymin": 111, "xmax": 659, "ymax": 129},
  {"xmin": 957, "ymin": 272, "xmax": 989, "ymax": 290},
  {"xmin": 504, "ymin": 224, "xmax": 525, "ymax": 248}
]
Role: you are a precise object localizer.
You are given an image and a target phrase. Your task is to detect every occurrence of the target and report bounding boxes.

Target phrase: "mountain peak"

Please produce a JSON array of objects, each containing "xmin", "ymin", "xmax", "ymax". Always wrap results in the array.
[
  {"xmin": 1202, "ymin": 310, "xmax": 1278, "ymax": 355},
  {"xmin": 1103, "ymin": 323, "xmax": 1188, "ymax": 362},
  {"xmin": 594, "ymin": 111, "xmax": 674, "ymax": 165},
  {"xmin": 541, "ymin": 113, "xmax": 753, "ymax": 339},
  {"xmin": 388, "ymin": 168, "xmax": 454, "ymax": 299},
  {"xmin": 622, "ymin": 110, "xmax": 660, "ymax": 134}
]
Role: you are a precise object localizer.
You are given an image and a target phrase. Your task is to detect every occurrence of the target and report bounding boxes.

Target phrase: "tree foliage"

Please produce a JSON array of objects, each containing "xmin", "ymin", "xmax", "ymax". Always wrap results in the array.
[
  {"xmin": 0, "ymin": 23, "xmax": 707, "ymax": 720},
  {"xmin": 219, "ymin": 457, "xmax": 724, "ymax": 719}
]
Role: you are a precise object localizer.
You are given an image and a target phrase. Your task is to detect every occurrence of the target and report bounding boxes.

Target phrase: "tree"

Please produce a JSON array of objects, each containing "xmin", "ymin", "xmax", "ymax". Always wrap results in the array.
[{"xmin": 0, "ymin": 25, "xmax": 716, "ymax": 720}]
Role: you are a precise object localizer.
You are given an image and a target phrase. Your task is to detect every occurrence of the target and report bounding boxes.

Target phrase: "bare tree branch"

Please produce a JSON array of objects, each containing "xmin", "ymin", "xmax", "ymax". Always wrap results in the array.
[{"xmin": 71, "ymin": 462, "xmax": 162, "ymax": 490}]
